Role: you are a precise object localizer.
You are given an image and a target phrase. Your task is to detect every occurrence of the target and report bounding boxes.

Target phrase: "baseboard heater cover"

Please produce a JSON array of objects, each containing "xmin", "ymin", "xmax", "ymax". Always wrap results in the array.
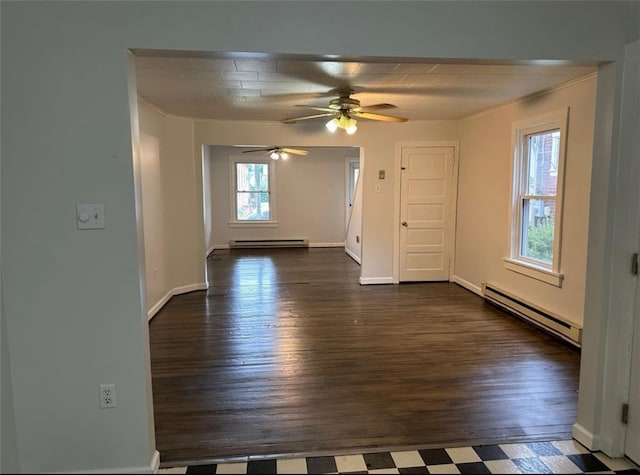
[
  {"xmin": 482, "ymin": 283, "xmax": 582, "ymax": 347},
  {"xmin": 229, "ymin": 238, "xmax": 309, "ymax": 248}
]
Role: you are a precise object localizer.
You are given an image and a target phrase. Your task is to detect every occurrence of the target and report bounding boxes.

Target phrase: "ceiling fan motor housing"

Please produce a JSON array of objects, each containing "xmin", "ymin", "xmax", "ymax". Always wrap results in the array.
[{"xmin": 329, "ymin": 95, "xmax": 361, "ymax": 112}]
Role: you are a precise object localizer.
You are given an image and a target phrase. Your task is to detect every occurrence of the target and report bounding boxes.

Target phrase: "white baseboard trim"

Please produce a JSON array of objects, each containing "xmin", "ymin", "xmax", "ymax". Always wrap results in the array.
[
  {"xmin": 572, "ymin": 423, "xmax": 598, "ymax": 450},
  {"xmin": 359, "ymin": 276, "xmax": 394, "ymax": 285},
  {"xmin": 309, "ymin": 242, "xmax": 345, "ymax": 248},
  {"xmin": 147, "ymin": 283, "xmax": 209, "ymax": 321},
  {"xmin": 216, "ymin": 242, "xmax": 345, "ymax": 249},
  {"xmin": 206, "ymin": 245, "xmax": 215, "ymax": 257},
  {"xmin": 147, "ymin": 290, "xmax": 173, "ymax": 321},
  {"xmin": 151, "ymin": 450, "xmax": 160, "ymax": 473},
  {"xmin": 60, "ymin": 450, "xmax": 161, "ymax": 474},
  {"xmin": 345, "ymin": 247, "xmax": 361, "ymax": 265},
  {"xmin": 173, "ymin": 282, "xmax": 208, "ymax": 295},
  {"xmin": 452, "ymin": 276, "xmax": 483, "ymax": 296}
]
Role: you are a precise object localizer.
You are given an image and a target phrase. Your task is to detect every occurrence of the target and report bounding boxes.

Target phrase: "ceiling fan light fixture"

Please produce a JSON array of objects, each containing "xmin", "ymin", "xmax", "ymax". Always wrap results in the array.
[
  {"xmin": 326, "ymin": 113, "xmax": 358, "ymax": 134},
  {"xmin": 269, "ymin": 149, "xmax": 289, "ymax": 160},
  {"xmin": 326, "ymin": 118, "xmax": 339, "ymax": 133},
  {"xmin": 345, "ymin": 118, "xmax": 358, "ymax": 135}
]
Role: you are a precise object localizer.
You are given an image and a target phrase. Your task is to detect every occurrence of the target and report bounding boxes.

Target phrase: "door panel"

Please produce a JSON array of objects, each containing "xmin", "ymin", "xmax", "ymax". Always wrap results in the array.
[
  {"xmin": 406, "ymin": 252, "xmax": 444, "ymax": 271},
  {"xmin": 407, "ymin": 204, "xmax": 444, "ymax": 221},
  {"xmin": 407, "ymin": 229, "xmax": 444, "ymax": 246},
  {"xmin": 408, "ymin": 179, "xmax": 444, "ymax": 196},
  {"xmin": 399, "ymin": 146, "xmax": 454, "ymax": 281}
]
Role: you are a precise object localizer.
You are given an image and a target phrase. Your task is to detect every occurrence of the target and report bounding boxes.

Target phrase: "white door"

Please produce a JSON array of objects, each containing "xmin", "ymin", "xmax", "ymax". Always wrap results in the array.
[
  {"xmin": 346, "ymin": 159, "xmax": 359, "ymax": 228},
  {"xmin": 399, "ymin": 146, "xmax": 454, "ymax": 281}
]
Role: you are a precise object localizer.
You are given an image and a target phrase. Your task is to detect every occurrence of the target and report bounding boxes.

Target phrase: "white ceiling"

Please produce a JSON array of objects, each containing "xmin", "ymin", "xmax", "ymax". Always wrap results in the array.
[{"xmin": 133, "ymin": 50, "xmax": 599, "ymax": 123}]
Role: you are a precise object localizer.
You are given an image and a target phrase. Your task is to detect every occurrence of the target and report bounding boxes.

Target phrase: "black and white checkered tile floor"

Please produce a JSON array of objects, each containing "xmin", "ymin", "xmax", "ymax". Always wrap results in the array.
[{"xmin": 159, "ymin": 439, "xmax": 640, "ymax": 474}]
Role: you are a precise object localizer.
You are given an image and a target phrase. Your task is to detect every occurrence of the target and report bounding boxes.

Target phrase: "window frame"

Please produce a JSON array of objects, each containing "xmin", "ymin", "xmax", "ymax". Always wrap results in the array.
[
  {"xmin": 504, "ymin": 108, "xmax": 569, "ymax": 287},
  {"xmin": 228, "ymin": 156, "xmax": 278, "ymax": 227}
]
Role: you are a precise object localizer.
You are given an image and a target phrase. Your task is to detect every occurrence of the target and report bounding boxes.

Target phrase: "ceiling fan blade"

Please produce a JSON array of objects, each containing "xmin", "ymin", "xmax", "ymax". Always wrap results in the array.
[
  {"xmin": 242, "ymin": 148, "xmax": 276, "ymax": 153},
  {"xmin": 257, "ymin": 91, "xmax": 334, "ymax": 103},
  {"xmin": 360, "ymin": 103, "xmax": 397, "ymax": 110},
  {"xmin": 353, "ymin": 111, "xmax": 408, "ymax": 122},
  {"xmin": 281, "ymin": 148, "xmax": 308, "ymax": 156},
  {"xmin": 294, "ymin": 105, "xmax": 337, "ymax": 113},
  {"xmin": 282, "ymin": 112, "xmax": 336, "ymax": 124}
]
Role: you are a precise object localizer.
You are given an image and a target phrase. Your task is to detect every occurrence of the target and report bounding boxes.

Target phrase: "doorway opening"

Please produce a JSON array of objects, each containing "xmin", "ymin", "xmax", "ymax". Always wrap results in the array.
[{"xmin": 130, "ymin": 48, "xmax": 636, "ymax": 464}]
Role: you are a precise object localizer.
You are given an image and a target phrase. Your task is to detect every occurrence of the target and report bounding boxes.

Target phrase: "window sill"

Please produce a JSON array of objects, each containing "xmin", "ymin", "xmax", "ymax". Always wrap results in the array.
[
  {"xmin": 503, "ymin": 258, "xmax": 563, "ymax": 287},
  {"xmin": 228, "ymin": 220, "xmax": 278, "ymax": 228}
]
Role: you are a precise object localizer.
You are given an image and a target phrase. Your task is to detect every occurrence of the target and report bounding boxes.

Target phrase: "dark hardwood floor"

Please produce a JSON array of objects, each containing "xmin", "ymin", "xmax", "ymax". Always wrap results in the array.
[{"xmin": 149, "ymin": 248, "xmax": 580, "ymax": 465}]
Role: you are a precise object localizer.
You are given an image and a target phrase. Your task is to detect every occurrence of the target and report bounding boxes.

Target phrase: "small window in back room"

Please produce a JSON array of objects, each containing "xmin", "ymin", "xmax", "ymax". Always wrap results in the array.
[{"xmin": 230, "ymin": 158, "xmax": 276, "ymax": 223}]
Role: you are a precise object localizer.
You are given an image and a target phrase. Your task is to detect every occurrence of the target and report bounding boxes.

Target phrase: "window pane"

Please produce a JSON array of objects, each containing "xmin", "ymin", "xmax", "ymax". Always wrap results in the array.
[
  {"xmin": 236, "ymin": 192, "xmax": 270, "ymax": 220},
  {"xmin": 520, "ymin": 198, "xmax": 555, "ymax": 265},
  {"xmin": 526, "ymin": 130, "xmax": 560, "ymax": 195},
  {"xmin": 236, "ymin": 163, "xmax": 269, "ymax": 192}
]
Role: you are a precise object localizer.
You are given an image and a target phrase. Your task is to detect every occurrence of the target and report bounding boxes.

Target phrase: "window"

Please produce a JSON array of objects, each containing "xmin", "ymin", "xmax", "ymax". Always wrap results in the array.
[
  {"xmin": 229, "ymin": 157, "xmax": 277, "ymax": 226},
  {"xmin": 505, "ymin": 108, "xmax": 568, "ymax": 286}
]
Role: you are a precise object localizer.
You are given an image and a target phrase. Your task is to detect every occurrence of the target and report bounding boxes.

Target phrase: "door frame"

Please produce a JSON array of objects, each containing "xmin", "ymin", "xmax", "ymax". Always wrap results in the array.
[
  {"xmin": 393, "ymin": 141, "xmax": 460, "ymax": 284},
  {"xmin": 622, "ymin": 39, "xmax": 640, "ymax": 462},
  {"xmin": 573, "ymin": 42, "xmax": 640, "ymax": 459}
]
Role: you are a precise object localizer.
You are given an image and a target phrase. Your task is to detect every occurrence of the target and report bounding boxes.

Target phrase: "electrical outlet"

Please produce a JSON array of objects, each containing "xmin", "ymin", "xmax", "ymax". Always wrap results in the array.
[{"xmin": 99, "ymin": 384, "xmax": 117, "ymax": 409}]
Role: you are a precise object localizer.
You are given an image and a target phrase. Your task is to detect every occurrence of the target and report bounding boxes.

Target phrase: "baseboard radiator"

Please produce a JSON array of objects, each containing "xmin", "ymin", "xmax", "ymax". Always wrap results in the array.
[
  {"xmin": 229, "ymin": 238, "xmax": 309, "ymax": 249},
  {"xmin": 482, "ymin": 283, "xmax": 582, "ymax": 347}
]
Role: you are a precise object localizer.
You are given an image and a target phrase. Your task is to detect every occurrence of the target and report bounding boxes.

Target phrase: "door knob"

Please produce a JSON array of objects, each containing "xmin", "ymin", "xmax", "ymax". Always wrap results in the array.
[{"xmin": 402, "ymin": 221, "xmax": 408, "ymax": 227}]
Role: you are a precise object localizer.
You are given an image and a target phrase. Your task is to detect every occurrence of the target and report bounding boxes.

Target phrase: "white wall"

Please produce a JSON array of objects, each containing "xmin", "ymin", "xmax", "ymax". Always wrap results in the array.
[
  {"xmin": 1, "ymin": 1, "xmax": 637, "ymax": 472},
  {"xmin": 455, "ymin": 75, "xmax": 597, "ymax": 326},
  {"xmin": 138, "ymin": 101, "xmax": 208, "ymax": 319},
  {"xmin": 138, "ymin": 102, "xmax": 171, "ymax": 316},
  {"xmin": 206, "ymin": 146, "xmax": 352, "ymax": 248},
  {"xmin": 162, "ymin": 116, "xmax": 207, "ymax": 292}
]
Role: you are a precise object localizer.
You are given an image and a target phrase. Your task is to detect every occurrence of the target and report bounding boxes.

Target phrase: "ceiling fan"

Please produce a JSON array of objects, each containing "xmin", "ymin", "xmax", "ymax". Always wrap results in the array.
[
  {"xmin": 282, "ymin": 89, "xmax": 408, "ymax": 134},
  {"xmin": 242, "ymin": 146, "xmax": 309, "ymax": 160}
]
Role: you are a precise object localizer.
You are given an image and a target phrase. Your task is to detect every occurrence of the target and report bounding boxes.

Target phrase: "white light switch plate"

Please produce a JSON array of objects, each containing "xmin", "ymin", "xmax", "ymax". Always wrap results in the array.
[{"xmin": 77, "ymin": 203, "xmax": 105, "ymax": 229}]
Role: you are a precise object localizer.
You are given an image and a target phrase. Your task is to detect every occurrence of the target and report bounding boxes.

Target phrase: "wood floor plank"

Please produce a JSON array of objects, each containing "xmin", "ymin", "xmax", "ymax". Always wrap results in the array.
[{"xmin": 149, "ymin": 248, "xmax": 580, "ymax": 464}]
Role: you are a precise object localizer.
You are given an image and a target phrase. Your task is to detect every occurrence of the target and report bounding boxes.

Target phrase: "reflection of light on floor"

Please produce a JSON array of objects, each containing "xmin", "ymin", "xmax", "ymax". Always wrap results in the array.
[
  {"xmin": 231, "ymin": 255, "xmax": 277, "ymax": 289},
  {"xmin": 277, "ymin": 324, "xmax": 303, "ymax": 379},
  {"xmin": 225, "ymin": 255, "xmax": 306, "ymax": 406},
  {"xmin": 227, "ymin": 256, "xmax": 279, "ymax": 364}
]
